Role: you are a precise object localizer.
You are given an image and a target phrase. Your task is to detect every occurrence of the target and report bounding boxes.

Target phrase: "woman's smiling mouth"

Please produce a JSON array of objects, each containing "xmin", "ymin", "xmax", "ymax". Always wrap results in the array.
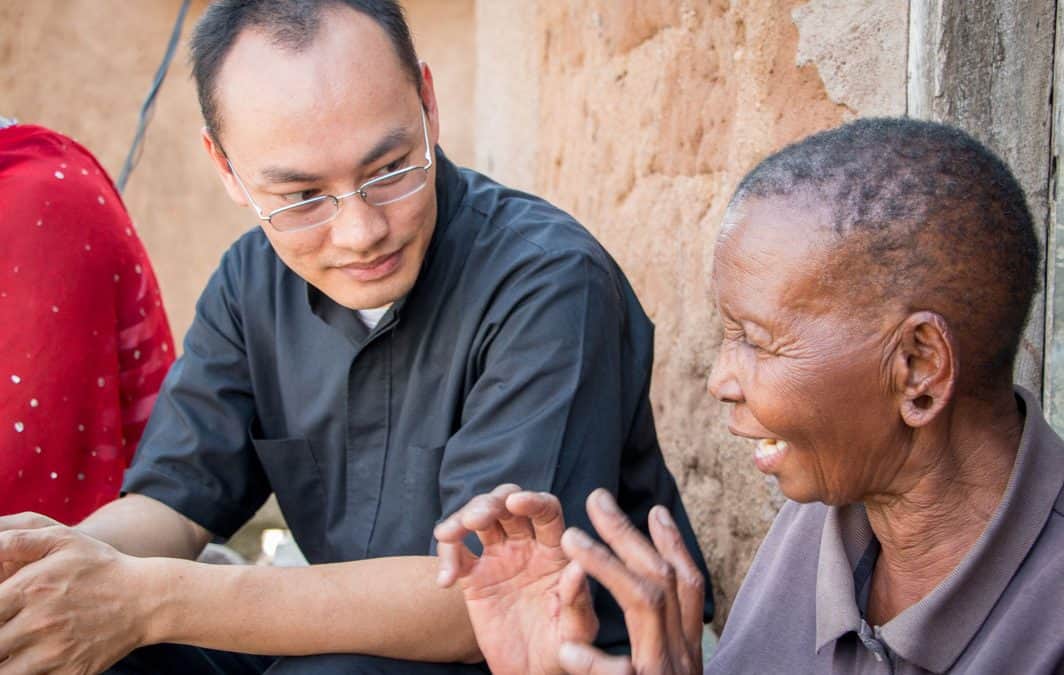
[{"xmin": 754, "ymin": 438, "xmax": 789, "ymax": 473}]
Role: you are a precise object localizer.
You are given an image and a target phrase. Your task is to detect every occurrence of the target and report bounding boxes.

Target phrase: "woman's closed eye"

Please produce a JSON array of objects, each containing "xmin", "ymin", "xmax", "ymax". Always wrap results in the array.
[{"xmin": 724, "ymin": 326, "xmax": 771, "ymax": 354}]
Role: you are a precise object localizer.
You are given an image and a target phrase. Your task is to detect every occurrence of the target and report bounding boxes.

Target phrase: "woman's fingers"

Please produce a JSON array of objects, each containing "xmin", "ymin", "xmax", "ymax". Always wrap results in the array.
[
  {"xmin": 648, "ymin": 505, "xmax": 706, "ymax": 654},
  {"xmin": 558, "ymin": 642, "xmax": 635, "ymax": 675},
  {"xmin": 561, "ymin": 527, "xmax": 670, "ymax": 661},
  {"xmin": 585, "ymin": 490, "xmax": 687, "ymax": 658},
  {"xmin": 558, "ymin": 560, "xmax": 599, "ymax": 643},
  {"xmin": 585, "ymin": 490, "xmax": 669, "ymax": 580}
]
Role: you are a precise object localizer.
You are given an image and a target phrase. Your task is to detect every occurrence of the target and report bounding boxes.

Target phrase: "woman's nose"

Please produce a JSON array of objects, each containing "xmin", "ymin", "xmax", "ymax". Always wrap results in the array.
[{"xmin": 707, "ymin": 345, "xmax": 744, "ymax": 403}]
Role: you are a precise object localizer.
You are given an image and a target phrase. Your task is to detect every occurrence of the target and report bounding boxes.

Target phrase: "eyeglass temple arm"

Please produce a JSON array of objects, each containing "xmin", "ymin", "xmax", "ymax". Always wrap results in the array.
[{"xmin": 226, "ymin": 159, "xmax": 272, "ymax": 222}]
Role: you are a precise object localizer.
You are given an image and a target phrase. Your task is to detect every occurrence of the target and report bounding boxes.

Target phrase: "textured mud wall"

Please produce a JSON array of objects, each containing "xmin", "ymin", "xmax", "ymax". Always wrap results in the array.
[
  {"xmin": 406, "ymin": 0, "xmax": 476, "ymax": 169},
  {"xmin": 477, "ymin": 0, "xmax": 906, "ymax": 626},
  {"xmin": 0, "ymin": 0, "xmax": 475, "ymax": 345}
]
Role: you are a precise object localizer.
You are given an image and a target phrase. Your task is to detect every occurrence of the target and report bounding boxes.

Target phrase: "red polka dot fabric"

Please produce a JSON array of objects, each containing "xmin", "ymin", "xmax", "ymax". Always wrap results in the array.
[{"xmin": 0, "ymin": 124, "xmax": 175, "ymax": 524}]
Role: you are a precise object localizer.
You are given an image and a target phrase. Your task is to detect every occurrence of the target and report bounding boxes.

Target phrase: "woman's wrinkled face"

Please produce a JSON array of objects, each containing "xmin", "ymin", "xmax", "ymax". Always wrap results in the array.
[{"xmin": 708, "ymin": 195, "xmax": 910, "ymax": 505}]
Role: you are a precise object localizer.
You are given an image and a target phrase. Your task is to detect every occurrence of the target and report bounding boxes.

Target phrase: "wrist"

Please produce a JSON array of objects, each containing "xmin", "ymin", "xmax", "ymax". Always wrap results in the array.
[{"xmin": 132, "ymin": 556, "xmax": 181, "ymax": 646}]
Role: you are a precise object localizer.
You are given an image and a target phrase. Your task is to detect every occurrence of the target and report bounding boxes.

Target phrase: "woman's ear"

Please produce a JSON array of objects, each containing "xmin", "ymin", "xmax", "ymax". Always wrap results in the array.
[{"xmin": 891, "ymin": 311, "xmax": 957, "ymax": 428}]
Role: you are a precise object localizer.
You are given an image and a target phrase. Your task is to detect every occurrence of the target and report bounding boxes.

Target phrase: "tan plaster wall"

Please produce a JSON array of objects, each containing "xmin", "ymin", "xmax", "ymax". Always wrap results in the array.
[
  {"xmin": 406, "ymin": 0, "xmax": 476, "ymax": 168},
  {"xmin": 473, "ymin": 0, "xmax": 542, "ymax": 192},
  {"xmin": 475, "ymin": 0, "xmax": 905, "ymax": 626}
]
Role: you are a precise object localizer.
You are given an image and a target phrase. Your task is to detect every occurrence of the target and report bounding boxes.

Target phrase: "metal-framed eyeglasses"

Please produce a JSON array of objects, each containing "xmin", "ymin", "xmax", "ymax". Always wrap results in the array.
[{"xmin": 226, "ymin": 107, "xmax": 433, "ymax": 233}]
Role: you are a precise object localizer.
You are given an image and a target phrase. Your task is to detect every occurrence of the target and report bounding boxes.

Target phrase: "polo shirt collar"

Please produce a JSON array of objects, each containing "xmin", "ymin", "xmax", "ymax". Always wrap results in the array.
[
  {"xmin": 306, "ymin": 146, "xmax": 465, "ymax": 343},
  {"xmin": 815, "ymin": 502, "xmax": 874, "ymax": 653},
  {"xmin": 815, "ymin": 386, "xmax": 1064, "ymax": 672}
]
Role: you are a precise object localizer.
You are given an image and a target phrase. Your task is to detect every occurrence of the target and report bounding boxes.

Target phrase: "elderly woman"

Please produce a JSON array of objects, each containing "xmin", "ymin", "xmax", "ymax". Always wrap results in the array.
[{"xmin": 434, "ymin": 118, "xmax": 1064, "ymax": 674}]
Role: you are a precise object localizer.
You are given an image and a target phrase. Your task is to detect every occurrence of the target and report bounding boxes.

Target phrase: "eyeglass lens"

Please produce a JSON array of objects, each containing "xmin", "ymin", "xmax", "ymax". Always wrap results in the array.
[{"xmin": 270, "ymin": 168, "xmax": 428, "ymax": 231}]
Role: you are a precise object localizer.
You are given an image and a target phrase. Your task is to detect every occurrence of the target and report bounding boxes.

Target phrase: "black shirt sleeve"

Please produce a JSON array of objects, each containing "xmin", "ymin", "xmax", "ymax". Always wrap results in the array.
[
  {"xmin": 431, "ymin": 249, "xmax": 629, "ymax": 554},
  {"xmin": 121, "ymin": 242, "xmax": 270, "ymax": 538}
]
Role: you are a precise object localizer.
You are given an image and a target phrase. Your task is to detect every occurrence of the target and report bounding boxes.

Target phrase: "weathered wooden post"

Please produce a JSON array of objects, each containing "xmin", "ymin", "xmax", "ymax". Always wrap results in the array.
[{"xmin": 907, "ymin": 0, "xmax": 1055, "ymax": 408}]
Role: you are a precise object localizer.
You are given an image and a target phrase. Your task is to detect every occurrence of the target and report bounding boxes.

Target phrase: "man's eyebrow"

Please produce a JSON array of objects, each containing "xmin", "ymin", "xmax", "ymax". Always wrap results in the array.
[
  {"xmin": 359, "ymin": 124, "xmax": 414, "ymax": 167},
  {"xmin": 256, "ymin": 123, "xmax": 416, "ymax": 185},
  {"xmin": 259, "ymin": 166, "xmax": 324, "ymax": 185}
]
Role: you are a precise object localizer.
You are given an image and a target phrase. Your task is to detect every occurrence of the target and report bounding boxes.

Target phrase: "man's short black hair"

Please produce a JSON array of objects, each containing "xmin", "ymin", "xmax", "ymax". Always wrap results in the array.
[
  {"xmin": 191, "ymin": 0, "xmax": 422, "ymax": 139},
  {"xmin": 731, "ymin": 118, "xmax": 1040, "ymax": 392}
]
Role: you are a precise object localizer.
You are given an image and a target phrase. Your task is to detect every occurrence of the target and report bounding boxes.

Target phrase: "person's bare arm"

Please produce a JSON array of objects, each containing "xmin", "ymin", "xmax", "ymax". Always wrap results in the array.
[
  {"xmin": 141, "ymin": 555, "xmax": 477, "ymax": 661},
  {"xmin": 0, "ymin": 515, "xmax": 479, "ymax": 672},
  {"xmin": 76, "ymin": 493, "xmax": 212, "ymax": 559},
  {"xmin": 0, "ymin": 495, "xmax": 206, "ymax": 584}
]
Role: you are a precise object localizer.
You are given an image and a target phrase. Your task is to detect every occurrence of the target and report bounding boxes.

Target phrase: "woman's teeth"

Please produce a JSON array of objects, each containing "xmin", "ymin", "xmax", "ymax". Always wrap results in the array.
[{"xmin": 755, "ymin": 438, "xmax": 788, "ymax": 461}]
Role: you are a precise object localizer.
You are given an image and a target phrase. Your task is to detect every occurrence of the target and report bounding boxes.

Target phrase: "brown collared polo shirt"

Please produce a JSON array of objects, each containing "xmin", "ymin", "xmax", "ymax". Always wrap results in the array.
[{"xmin": 707, "ymin": 386, "xmax": 1064, "ymax": 674}]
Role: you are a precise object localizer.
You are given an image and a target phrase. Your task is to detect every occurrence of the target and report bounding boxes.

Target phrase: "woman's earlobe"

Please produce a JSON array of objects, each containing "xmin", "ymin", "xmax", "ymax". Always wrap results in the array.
[
  {"xmin": 895, "ymin": 311, "xmax": 957, "ymax": 428},
  {"xmin": 900, "ymin": 391, "xmax": 942, "ymax": 427}
]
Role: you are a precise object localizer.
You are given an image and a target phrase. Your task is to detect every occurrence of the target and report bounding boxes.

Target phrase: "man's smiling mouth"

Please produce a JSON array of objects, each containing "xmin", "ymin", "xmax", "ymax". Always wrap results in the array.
[{"xmin": 335, "ymin": 248, "xmax": 404, "ymax": 281}]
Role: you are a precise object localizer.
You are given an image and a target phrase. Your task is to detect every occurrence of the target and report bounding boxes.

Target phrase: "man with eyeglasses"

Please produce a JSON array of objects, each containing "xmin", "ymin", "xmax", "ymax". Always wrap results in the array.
[{"xmin": 0, "ymin": 1, "xmax": 712, "ymax": 673}]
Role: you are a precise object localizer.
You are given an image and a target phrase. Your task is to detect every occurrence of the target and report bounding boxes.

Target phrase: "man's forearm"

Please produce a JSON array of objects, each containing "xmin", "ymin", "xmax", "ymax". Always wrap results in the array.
[
  {"xmin": 76, "ymin": 494, "xmax": 211, "ymax": 559},
  {"xmin": 139, "ymin": 555, "xmax": 480, "ymax": 662}
]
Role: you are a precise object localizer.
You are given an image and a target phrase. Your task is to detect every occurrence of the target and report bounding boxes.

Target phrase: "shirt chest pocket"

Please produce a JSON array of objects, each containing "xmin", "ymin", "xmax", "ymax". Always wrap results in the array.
[{"xmin": 251, "ymin": 436, "xmax": 328, "ymax": 562}]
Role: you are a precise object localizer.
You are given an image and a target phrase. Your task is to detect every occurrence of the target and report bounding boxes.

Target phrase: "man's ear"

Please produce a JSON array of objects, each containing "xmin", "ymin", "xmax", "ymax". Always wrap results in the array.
[
  {"xmin": 418, "ymin": 61, "xmax": 440, "ymax": 148},
  {"xmin": 200, "ymin": 127, "xmax": 250, "ymax": 207},
  {"xmin": 891, "ymin": 311, "xmax": 957, "ymax": 428}
]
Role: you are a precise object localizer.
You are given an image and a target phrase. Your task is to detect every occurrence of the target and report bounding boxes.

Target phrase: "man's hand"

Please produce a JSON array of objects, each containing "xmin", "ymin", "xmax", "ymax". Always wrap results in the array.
[
  {"xmin": 0, "ymin": 513, "xmax": 59, "ymax": 583},
  {"xmin": 435, "ymin": 484, "xmax": 599, "ymax": 675},
  {"xmin": 0, "ymin": 521, "xmax": 153, "ymax": 674},
  {"xmin": 555, "ymin": 489, "xmax": 705, "ymax": 675}
]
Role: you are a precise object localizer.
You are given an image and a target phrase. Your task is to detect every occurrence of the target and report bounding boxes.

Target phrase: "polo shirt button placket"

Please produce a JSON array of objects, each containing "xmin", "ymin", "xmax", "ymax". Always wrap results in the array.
[{"xmin": 857, "ymin": 620, "xmax": 894, "ymax": 673}]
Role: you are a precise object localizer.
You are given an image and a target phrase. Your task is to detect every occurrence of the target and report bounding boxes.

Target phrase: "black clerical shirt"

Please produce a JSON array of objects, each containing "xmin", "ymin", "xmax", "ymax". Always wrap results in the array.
[{"xmin": 122, "ymin": 149, "xmax": 712, "ymax": 671}]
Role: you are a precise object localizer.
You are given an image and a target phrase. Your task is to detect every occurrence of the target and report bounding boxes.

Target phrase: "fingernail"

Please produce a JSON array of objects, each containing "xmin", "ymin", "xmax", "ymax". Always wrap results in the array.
[
  {"xmin": 436, "ymin": 565, "xmax": 450, "ymax": 585},
  {"xmin": 595, "ymin": 489, "xmax": 620, "ymax": 515},
  {"xmin": 654, "ymin": 506, "xmax": 675, "ymax": 528},
  {"xmin": 566, "ymin": 528, "xmax": 593, "ymax": 548}
]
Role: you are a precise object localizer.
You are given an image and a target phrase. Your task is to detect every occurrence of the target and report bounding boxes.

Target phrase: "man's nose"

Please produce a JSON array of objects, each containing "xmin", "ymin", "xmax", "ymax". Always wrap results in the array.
[
  {"xmin": 707, "ymin": 344, "xmax": 744, "ymax": 403},
  {"xmin": 329, "ymin": 196, "xmax": 390, "ymax": 252}
]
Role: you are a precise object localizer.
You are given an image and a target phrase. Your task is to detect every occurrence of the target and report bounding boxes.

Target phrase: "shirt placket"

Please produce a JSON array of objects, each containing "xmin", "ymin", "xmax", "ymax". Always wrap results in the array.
[
  {"xmin": 857, "ymin": 619, "xmax": 895, "ymax": 674},
  {"xmin": 343, "ymin": 320, "xmax": 396, "ymax": 559}
]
